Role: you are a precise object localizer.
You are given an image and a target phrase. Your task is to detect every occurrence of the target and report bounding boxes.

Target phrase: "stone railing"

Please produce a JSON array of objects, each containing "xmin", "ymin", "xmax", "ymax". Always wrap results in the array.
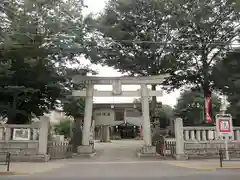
[
  {"xmin": 173, "ymin": 118, "xmax": 240, "ymax": 160},
  {"xmin": 0, "ymin": 123, "xmax": 39, "ymax": 141},
  {"xmin": 0, "ymin": 116, "xmax": 50, "ymax": 162},
  {"xmin": 183, "ymin": 126, "xmax": 240, "ymax": 142}
]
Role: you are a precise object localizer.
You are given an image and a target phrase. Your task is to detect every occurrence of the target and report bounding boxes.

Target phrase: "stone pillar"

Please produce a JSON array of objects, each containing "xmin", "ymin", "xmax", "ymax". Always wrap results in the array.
[
  {"xmin": 5, "ymin": 128, "xmax": 11, "ymax": 141},
  {"xmin": 208, "ymin": 130, "xmax": 214, "ymax": 140},
  {"xmin": 102, "ymin": 126, "xmax": 110, "ymax": 142},
  {"xmin": 106, "ymin": 126, "xmax": 110, "ymax": 142},
  {"xmin": 38, "ymin": 116, "xmax": 50, "ymax": 155},
  {"xmin": 137, "ymin": 84, "xmax": 157, "ymax": 156},
  {"xmin": 202, "ymin": 130, "xmax": 206, "ymax": 141},
  {"xmin": 100, "ymin": 126, "xmax": 104, "ymax": 141},
  {"xmin": 236, "ymin": 130, "xmax": 240, "ymax": 141},
  {"xmin": 82, "ymin": 84, "xmax": 94, "ymax": 146},
  {"xmin": 184, "ymin": 130, "xmax": 189, "ymax": 141},
  {"xmin": 174, "ymin": 118, "xmax": 185, "ymax": 160},
  {"xmin": 78, "ymin": 84, "xmax": 94, "ymax": 154},
  {"xmin": 0, "ymin": 128, "xmax": 4, "ymax": 141},
  {"xmin": 91, "ymin": 120, "xmax": 95, "ymax": 141},
  {"xmin": 196, "ymin": 130, "xmax": 201, "ymax": 141},
  {"xmin": 141, "ymin": 84, "xmax": 152, "ymax": 146},
  {"xmin": 33, "ymin": 129, "xmax": 38, "ymax": 140},
  {"xmin": 190, "ymin": 130, "xmax": 195, "ymax": 140}
]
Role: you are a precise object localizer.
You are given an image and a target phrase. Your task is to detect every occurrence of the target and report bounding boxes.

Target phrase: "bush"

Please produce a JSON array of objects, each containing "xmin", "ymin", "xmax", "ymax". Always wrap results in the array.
[{"xmin": 54, "ymin": 117, "xmax": 72, "ymax": 138}]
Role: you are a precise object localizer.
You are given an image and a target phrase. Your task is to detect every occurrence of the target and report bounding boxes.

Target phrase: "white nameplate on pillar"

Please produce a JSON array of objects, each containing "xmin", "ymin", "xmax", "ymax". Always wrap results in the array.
[{"xmin": 112, "ymin": 80, "xmax": 122, "ymax": 95}]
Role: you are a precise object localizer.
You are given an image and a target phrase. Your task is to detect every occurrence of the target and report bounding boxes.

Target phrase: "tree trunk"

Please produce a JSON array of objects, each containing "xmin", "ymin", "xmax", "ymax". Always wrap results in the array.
[
  {"xmin": 151, "ymin": 84, "xmax": 157, "ymax": 118},
  {"xmin": 7, "ymin": 114, "xmax": 15, "ymax": 124},
  {"xmin": 70, "ymin": 116, "xmax": 83, "ymax": 153}
]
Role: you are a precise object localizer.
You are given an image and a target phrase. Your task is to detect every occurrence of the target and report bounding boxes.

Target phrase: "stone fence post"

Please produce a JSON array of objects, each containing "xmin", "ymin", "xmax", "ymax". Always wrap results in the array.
[
  {"xmin": 38, "ymin": 116, "xmax": 50, "ymax": 155},
  {"xmin": 174, "ymin": 118, "xmax": 185, "ymax": 160}
]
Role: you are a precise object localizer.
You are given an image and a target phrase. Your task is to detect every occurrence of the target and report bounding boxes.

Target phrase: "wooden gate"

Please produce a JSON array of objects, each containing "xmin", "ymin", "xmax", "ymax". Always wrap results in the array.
[{"xmin": 47, "ymin": 141, "xmax": 72, "ymax": 160}]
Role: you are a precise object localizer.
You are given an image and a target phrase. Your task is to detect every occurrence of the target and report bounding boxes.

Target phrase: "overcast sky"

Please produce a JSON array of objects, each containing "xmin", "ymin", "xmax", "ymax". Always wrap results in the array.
[{"xmin": 81, "ymin": 0, "xmax": 181, "ymax": 107}]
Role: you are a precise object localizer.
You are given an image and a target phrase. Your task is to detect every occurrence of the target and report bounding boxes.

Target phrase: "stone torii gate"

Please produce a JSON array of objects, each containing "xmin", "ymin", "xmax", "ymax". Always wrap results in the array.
[{"xmin": 72, "ymin": 74, "xmax": 169, "ymax": 155}]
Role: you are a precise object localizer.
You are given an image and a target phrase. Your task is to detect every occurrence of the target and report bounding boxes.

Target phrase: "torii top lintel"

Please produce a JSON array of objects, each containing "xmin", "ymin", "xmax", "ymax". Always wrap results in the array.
[{"xmin": 72, "ymin": 74, "xmax": 169, "ymax": 85}]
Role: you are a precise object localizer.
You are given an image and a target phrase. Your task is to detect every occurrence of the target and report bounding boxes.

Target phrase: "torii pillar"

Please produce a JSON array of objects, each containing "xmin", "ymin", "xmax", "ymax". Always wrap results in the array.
[
  {"xmin": 82, "ymin": 83, "xmax": 94, "ymax": 146},
  {"xmin": 141, "ymin": 84, "xmax": 152, "ymax": 146}
]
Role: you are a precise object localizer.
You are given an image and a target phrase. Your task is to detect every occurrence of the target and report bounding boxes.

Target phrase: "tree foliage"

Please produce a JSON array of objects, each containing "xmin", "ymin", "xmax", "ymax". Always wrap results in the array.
[
  {"xmin": 163, "ymin": 0, "xmax": 240, "ymax": 97},
  {"xmin": 174, "ymin": 90, "xmax": 221, "ymax": 126},
  {"xmin": 212, "ymin": 49, "xmax": 240, "ymax": 125},
  {"xmin": 132, "ymin": 98, "xmax": 172, "ymax": 128},
  {"xmin": 88, "ymin": 0, "xmax": 175, "ymax": 113},
  {"xmin": 0, "ymin": 0, "xmax": 88, "ymax": 123},
  {"xmin": 54, "ymin": 117, "xmax": 72, "ymax": 138},
  {"xmin": 89, "ymin": 0, "xmax": 173, "ymax": 76},
  {"xmin": 88, "ymin": 0, "xmax": 240, "ymax": 100},
  {"xmin": 155, "ymin": 104, "xmax": 173, "ymax": 128}
]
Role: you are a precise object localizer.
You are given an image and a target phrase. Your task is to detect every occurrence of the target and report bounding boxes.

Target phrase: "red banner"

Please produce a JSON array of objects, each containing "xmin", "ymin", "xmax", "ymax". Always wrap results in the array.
[
  {"xmin": 205, "ymin": 91, "xmax": 213, "ymax": 123},
  {"xmin": 139, "ymin": 126, "xmax": 142, "ymax": 137}
]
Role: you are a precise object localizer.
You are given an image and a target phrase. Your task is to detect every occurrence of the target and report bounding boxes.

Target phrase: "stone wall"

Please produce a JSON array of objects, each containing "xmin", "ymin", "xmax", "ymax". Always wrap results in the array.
[
  {"xmin": 0, "ymin": 116, "xmax": 50, "ymax": 162},
  {"xmin": 0, "ymin": 141, "xmax": 43, "ymax": 162},
  {"xmin": 167, "ymin": 118, "xmax": 240, "ymax": 159}
]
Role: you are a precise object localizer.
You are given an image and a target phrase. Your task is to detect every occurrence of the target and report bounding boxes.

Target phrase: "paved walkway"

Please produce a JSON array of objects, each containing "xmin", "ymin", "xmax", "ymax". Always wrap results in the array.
[
  {"xmin": 0, "ymin": 139, "xmax": 144, "ymax": 175},
  {"xmin": 0, "ymin": 140, "xmax": 240, "ymax": 179},
  {"xmin": 92, "ymin": 139, "xmax": 144, "ymax": 161}
]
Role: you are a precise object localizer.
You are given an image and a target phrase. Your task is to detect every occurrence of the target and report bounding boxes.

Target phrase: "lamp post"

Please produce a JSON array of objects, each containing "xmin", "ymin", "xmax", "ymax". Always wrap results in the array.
[{"xmin": 220, "ymin": 95, "xmax": 227, "ymax": 115}]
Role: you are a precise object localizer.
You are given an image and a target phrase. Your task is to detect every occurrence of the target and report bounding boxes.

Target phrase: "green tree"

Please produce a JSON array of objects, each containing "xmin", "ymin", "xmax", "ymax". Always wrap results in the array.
[
  {"xmin": 54, "ymin": 117, "xmax": 72, "ymax": 138},
  {"xmin": 156, "ymin": 104, "xmax": 173, "ymax": 128},
  {"xmin": 88, "ymin": 0, "xmax": 174, "ymax": 115},
  {"xmin": 174, "ymin": 90, "xmax": 221, "ymax": 126},
  {"xmin": 62, "ymin": 96, "xmax": 85, "ymax": 152},
  {"xmin": 212, "ymin": 49, "xmax": 240, "ymax": 125},
  {"xmin": 163, "ymin": 0, "xmax": 240, "ymax": 99},
  {"xmin": 0, "ymin": 0, "xmax": 88, "ymax": 123},
  {"xmin": 132, "ymin": 98, "xmax": 172, "ymax": 128}
]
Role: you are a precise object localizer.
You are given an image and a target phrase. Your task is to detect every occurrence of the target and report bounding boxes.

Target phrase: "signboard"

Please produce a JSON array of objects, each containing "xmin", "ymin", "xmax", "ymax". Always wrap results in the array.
[
  {"xmin": 112, "ymin": 80, "xmax": 122, "ymax": 95},
  {"xmin": 216, "ymin": 114, "xmax": 233, "ymax": 137},
  {"xmin": 13, "ymin": 128, "xmax": 31, "ymax": 141}
]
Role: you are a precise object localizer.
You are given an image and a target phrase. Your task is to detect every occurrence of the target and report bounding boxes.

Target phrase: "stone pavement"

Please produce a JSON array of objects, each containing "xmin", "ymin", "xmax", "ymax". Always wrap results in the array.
[
  {"xmin": 92, "ymin": 139, "xmax": 144, "ymax": 161},
  {"xmin": 0, "ymin": 140, "xmax": 144, "ymax": 175},
  {"xmin": 0, "ymin": 140, "xmax": 240, "ymax": 179}
]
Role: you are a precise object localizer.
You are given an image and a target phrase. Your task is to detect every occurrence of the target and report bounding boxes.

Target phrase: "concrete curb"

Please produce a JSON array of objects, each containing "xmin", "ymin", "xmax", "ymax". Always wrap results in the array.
[
  {"xmin": 0, "ymin": 171, "xmax": 28, "ymax": 175},
  {"xmin": 217, "ymin": 166, "xmax": 240, "ymax": 169},
  {"xmin": 72, "ymin": 151, "xmax": 97, "ymax": 158},
  {"xmin": 165, "ymin": 162, "xmax": 240, "ymax": 171},
  {"xmin": 136, "ymin": 152, "xmax": 163, "ymax": 158}
]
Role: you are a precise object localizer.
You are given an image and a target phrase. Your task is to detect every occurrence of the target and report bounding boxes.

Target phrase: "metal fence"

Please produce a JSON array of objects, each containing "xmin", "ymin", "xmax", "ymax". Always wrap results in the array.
[
  {"xmin": 47, "ymin": 141, "xmax": 72, "ymax": 160},
  {"xmin": 0, "ymin": 152, "xmax": 11, "ymax": 171}
]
